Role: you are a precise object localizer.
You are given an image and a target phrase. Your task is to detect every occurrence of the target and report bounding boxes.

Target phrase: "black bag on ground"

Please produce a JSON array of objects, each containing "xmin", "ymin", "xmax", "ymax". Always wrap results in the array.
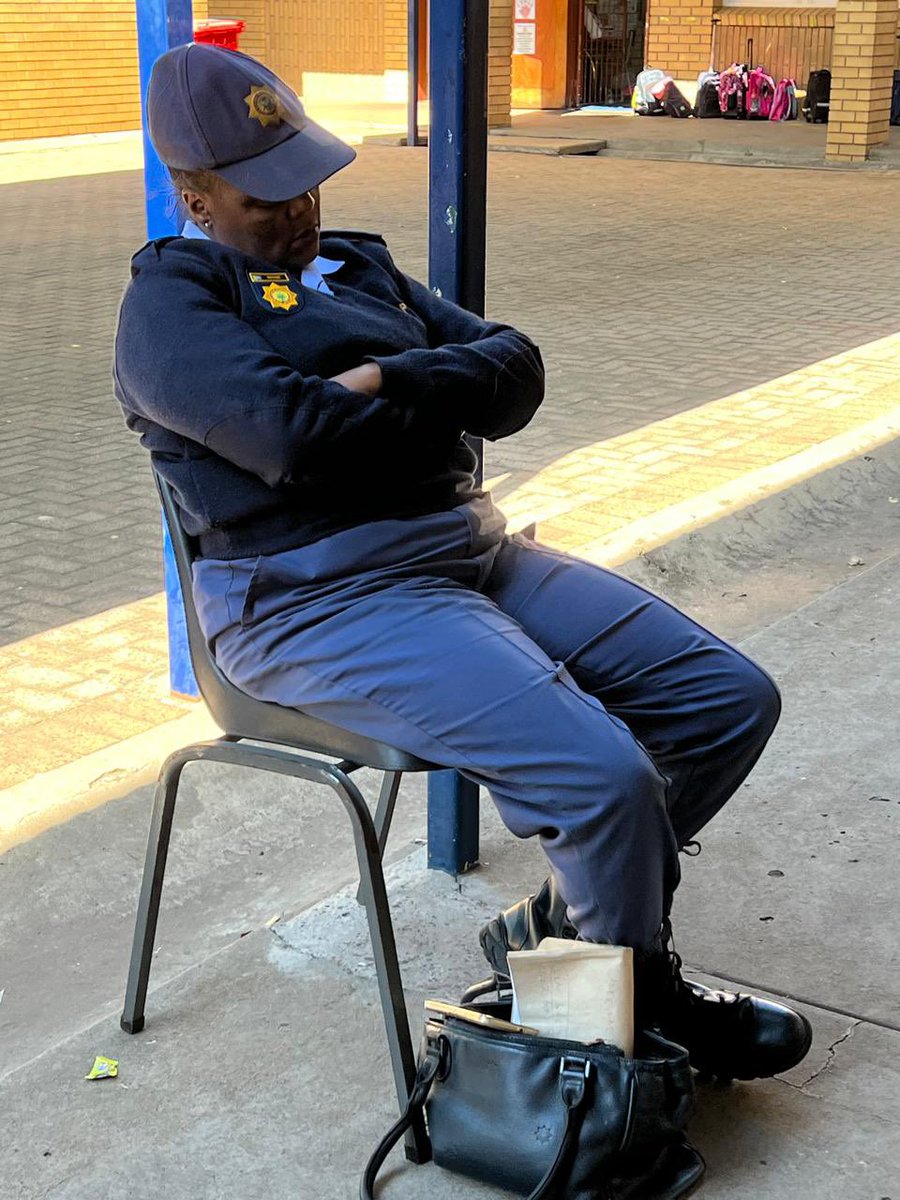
[
  {"xmin": 362, "ymin": 981, "xmax": 704, "ymax": 1200},
  {"xmin": 695, "ymin": 77, "xmax": 722, "ymax": 118},
  {"xmin": 891, "ymin": 69, "xmax": 900, "ymax": 126},
  {"xmin": 662, "ymin": 80, "xmax": 694, "ymax": 118},
  {"xmin": 803, "ymin": 69, "xmax": 831, "ymax": 123}
]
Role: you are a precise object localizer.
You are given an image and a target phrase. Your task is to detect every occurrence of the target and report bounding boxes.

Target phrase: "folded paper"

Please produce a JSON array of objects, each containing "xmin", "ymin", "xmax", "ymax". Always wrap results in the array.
[{"xmin": 508, "ymin": 937, "xmax": 634, "ymax": 1055}]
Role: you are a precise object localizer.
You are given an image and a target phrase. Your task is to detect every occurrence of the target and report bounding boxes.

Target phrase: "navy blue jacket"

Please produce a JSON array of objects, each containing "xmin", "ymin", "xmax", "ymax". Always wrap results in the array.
[{"xmin": 114, "ymin": 231, "xmax": 544, "ymax": 559}]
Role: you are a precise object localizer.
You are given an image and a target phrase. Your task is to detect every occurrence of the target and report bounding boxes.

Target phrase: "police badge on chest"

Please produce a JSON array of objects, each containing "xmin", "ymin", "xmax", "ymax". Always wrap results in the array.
[{"xmin": 247, "ymin": 271, "xmax": 304, "ymax": 313}]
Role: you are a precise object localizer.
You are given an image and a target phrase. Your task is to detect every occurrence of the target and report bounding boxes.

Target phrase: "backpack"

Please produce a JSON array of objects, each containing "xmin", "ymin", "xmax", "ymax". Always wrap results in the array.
[
  {"xmin": 746, "ymin": 67, "xmax": 776, "ymax": 119},
  {"xmin": 769, "ymin": 78, "xmax": 797, "ymax": 122},
  {"xmin": 718, "ymin": 64, "xmax": 748, "ymax": 119},
  {"xmin": 803, "ymin": 69, "xmax": 831, "ymax": 123},
  {"xmin": 662, "ymin": 80, "xmax": 693, "ymax": 118},
  {"xmin": 633, "ymin": 68, "xmax": 667, "ymax": 115},
  {"xmin": 695, "ymin": 75, "xmax": 722, "ymax": 118},
  {"xmin": 891, "ymin": 70, "xmax": 900, "ymax": 127}
]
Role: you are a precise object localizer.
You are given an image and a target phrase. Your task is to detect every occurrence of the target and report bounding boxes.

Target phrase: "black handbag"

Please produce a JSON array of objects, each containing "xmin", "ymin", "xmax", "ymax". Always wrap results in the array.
[{"xmin": 362, "ymin": 980, "xmax": 704, "ymax": 1200}]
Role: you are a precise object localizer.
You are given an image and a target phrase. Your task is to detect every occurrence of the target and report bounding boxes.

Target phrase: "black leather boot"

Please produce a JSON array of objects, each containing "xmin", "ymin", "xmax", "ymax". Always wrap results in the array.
[
  {"xmin": 633, "ymin": 925, "xmax": 812, "ymax": 1083},
  {"xmin": 479, "ymin": 877, "xmax": 578, "ymax": 968},
  {"xmin": 479, "ymin": 878, "xmax": 813, "ymax": 1083}
]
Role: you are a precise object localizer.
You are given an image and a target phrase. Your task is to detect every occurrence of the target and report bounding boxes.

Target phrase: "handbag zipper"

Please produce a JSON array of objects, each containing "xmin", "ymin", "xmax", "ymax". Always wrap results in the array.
[{"xmin": 434, "ymin": 1015, "xmax": 624, "ymax": 1057}]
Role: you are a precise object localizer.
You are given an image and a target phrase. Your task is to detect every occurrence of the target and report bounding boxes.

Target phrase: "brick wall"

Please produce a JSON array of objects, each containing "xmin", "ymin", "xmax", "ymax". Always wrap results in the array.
[
  {"xmin": 236, "ymin": 0, "xmax": 267, "ymax": 61},
  {"xmin": 0, "ymin": 0, "xmax": 207, "ymax": 143},
  {"xmin": 264, "ymin": 0, "xmax": 384, "ymax": 90},
  {"xmin": 826, "ymin": 0, "xmax": 898, "ymax": 161},
  {"xmin": 646, "ymin": 0, "xmax": 717, "ymax": 77},
  {"xmin": 384, "ymin": 0, "xmax": 408, "ymax": 72}
]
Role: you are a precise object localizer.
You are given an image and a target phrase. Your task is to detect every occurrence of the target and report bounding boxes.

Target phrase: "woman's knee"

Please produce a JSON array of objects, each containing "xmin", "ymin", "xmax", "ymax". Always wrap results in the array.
[
  {"xmin": 497, "ymin": 731, "xmax": 668, "ymax": 843},
  {"xmin": 728, "ymin": 652, "xmax": 782, "ymax": 747}
]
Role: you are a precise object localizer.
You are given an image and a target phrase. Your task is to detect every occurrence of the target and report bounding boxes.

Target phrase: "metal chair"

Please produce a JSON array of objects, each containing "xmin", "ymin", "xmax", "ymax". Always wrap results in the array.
[{"xmin": 120, "ymin": 471, "xmax": 439, "ymax": 1161}]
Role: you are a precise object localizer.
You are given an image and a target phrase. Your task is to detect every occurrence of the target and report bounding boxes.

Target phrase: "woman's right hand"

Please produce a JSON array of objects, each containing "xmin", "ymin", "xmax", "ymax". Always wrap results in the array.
[{"xmin": 328, "ymin": 362, "xmax": 383, "ymax": 397}]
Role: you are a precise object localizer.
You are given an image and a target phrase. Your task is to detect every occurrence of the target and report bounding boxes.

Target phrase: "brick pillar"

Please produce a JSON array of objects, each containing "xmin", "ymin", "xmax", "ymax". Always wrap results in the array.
[
  {"xmin": 489, "ymin": 0, "xmax": 514, "ymax": 127},
  {"xmin": 645, "ymin": 0, "xmax": 716, "ymax": 79},
  {"xmin": 826, "ymin": 0, "xmax": 897, "ymax": 163}
]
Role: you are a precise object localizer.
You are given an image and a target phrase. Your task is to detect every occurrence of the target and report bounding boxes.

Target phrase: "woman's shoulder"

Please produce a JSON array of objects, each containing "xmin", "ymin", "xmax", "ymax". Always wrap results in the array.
[
  {"xmin": 319, "ymin": 229, "xmax": 393, "ymax": 271},
  {"xmin": 129, "ymin": 235, "xmax": 233, "ymax": 279},
  {"xmin": 122, "ymin": 237, "xmax": 243, "ymax": 315}
]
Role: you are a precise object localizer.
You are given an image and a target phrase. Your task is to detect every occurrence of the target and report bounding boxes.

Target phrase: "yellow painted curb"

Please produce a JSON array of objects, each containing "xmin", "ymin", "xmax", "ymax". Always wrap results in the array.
[
  {"xmin": 590, "ymin": 407, "xmax": 900, "ymax": 567},
  {"xmin": 0, "ymin": 705, "xmax": 220, "ymax": 855}
]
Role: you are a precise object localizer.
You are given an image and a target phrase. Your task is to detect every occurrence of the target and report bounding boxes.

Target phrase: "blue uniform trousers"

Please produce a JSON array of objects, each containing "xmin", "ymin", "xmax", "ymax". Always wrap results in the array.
[{"xmin": 194, "ymin": 497, "xmax": 780, "ymax": 950}]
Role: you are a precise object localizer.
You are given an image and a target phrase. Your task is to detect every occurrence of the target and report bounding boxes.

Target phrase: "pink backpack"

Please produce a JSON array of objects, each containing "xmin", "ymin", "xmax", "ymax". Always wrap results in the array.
[
  {"xmin": 769, "ymin": 78, "xmax": 798, "ymax": 121},
  {"xmin": 718, "ymin": 64, "xmax": 748, "ymax": 117},
  {"xmin": 746, "ymin": 67, "xmax": 776, "ymax": 119}
]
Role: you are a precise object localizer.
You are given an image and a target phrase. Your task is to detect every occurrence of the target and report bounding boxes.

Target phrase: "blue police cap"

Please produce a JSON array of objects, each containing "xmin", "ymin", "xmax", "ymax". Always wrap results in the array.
[{"xmin": 147, "ymin": 43, "xmax": 356, "ymax": 202}]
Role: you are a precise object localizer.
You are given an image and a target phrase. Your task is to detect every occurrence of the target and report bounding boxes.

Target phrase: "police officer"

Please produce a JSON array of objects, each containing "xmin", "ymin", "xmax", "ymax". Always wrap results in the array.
[{"xmin": 114, "ymin": 44, "xmax": 810, "ymax": 1085}]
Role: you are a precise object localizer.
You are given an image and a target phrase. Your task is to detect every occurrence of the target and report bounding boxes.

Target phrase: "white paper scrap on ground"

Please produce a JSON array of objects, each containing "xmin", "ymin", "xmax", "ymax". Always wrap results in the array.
[{"xmin": 507, "ymin": 938, "xmax": 634, "ymax": 1055}]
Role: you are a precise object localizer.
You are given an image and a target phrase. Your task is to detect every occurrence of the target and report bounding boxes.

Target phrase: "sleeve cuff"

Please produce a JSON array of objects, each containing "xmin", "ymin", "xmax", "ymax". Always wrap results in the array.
[{"xmin": 364, "ymin": 353, "xmax": 436, "ymax": 404}]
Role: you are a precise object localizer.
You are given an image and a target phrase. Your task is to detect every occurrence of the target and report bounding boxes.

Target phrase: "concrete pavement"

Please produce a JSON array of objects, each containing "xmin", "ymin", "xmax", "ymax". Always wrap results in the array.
[
  {"xmin": 502, "ymin": 107, "xmax": 900, "ymax": 169},
  {"xmin": 2, "ymin": 446, "xmax": 899, "ymax": 1199}
]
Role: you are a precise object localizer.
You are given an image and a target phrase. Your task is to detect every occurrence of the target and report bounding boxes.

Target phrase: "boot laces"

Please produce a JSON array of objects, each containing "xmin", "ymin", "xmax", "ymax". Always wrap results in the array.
[{"xmin": 665, "ymin": 933, "xmax": 740, "ymax": 1009}]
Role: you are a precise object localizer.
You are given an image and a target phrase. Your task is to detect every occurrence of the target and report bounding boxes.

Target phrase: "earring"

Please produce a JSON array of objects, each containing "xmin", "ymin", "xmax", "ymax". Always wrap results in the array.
[{"xmin": 203, "ymin": 219, "xmax": 212, "ymax": 228}]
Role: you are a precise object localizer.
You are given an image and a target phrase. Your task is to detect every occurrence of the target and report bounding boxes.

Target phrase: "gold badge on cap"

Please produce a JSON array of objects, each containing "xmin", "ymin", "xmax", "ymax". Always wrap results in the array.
[{"xmin": 245, "ymin": 84, "xmax": 284, "ymax": 127}]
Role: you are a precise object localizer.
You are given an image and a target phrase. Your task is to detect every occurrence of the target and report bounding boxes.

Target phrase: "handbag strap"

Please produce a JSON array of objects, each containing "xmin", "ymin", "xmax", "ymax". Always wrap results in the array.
[
  {"xmin": 360, "ymin": 1045, "xmax": 591, "ymax": 1200},
  {"xmin": 360, "ymin": 1044, "xmax": 442, "ymax": 1200},
  {"xmin": 528, "ymin": 1058, "xmax": 591, "ymax": 1200}
]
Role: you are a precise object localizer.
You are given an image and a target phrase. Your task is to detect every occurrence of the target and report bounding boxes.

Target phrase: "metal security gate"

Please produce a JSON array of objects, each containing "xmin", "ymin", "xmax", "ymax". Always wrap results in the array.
[
  {"xmin": 580, "ymin": 0, "xmax": 628, "ymax": 106},
  {"xmin": 715, "ymin": 12, "xmax": 835, "ymax": 85}
]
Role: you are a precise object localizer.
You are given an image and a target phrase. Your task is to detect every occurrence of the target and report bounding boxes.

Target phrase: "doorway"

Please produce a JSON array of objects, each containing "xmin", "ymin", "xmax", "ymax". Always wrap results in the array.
[{"xmin": 568, "ymin": 0, "xmax": 646, "ymax": 107}]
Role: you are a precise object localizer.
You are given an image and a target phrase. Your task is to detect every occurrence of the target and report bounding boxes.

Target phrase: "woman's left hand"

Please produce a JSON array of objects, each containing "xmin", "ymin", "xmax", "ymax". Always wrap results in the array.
[{"xmin": 328, "ymin": 362, "xmax": 383, "ymax": 397}]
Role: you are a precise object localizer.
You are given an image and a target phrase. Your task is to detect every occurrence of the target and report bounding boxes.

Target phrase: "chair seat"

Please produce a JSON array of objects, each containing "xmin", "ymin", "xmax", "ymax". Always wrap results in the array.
[{"xmin": 216, "ymin": 687, "xmax": 437, "ymax": 772}]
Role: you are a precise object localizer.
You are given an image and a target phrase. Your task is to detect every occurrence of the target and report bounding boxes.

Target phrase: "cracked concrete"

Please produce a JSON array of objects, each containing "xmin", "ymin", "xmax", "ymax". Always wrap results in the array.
[{"xmin": 786, "ymin": 1021, "xmax": 861, "ymax": 1093}]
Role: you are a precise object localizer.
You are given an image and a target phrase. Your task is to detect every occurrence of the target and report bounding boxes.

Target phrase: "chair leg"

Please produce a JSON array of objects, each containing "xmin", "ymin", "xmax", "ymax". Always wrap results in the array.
[
  {"xmin": 356, "ymin": 770, "xmax": 403, "ymax": 905},
  {"xmin": 117, "ymin": 739, "xmax": 429, "ymax": 1164},
  {"xmin": 373, "ymin": 770, "xmax": 402, "ymax": 857},
  {"xmin": 120, "ymin": 750, "xmax": 188, "ymax": 1034},
  {"xmin": 333, "ymin": 769, "xmax": 430, "ymax": 1165}
]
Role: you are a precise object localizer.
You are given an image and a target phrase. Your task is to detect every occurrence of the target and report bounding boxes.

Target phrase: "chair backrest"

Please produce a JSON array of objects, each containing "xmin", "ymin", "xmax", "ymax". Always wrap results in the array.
[{"xmin": 155, "ymin": 470, "xmax": 259, "ymax": 732}]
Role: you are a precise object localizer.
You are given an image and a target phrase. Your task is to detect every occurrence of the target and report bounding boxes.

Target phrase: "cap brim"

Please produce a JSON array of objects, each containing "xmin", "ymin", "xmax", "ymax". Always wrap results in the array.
[{"xmin": 212, "ymin": 118, "xmax": 356, "ymax": 202}]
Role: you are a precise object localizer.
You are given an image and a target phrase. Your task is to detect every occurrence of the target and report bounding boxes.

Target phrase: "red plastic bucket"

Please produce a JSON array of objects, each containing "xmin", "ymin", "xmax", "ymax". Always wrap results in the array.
[{"xmin": 193, "ymin": 19, "xmax": 246, "ymax": 51}]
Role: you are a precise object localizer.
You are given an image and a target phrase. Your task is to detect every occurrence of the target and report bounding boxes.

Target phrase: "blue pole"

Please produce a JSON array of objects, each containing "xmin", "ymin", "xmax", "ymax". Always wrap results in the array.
[
  {"xmin": 426, "ymin": 0, "xmax": 489, "ymax": 875},
  {"xmin": 135, "ymin": 0, "xmax": 198, "ymax": 698}
]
